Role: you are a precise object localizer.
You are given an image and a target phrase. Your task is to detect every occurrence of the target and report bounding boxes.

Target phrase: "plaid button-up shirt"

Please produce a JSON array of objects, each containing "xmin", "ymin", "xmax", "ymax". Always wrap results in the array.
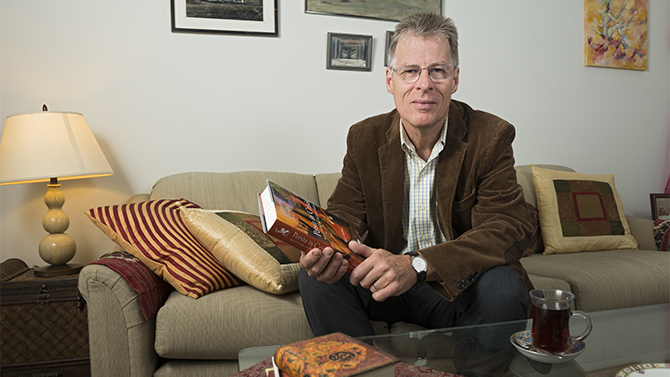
[{"xmin": 399, "ymin": 119, "xmax": 448, "ymax": 254}]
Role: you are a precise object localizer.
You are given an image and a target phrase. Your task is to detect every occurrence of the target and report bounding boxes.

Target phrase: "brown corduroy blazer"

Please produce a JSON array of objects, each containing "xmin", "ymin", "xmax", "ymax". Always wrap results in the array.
[{"xmin": 327, "ymin": 100, "xmax": 534, "ymax": 301}]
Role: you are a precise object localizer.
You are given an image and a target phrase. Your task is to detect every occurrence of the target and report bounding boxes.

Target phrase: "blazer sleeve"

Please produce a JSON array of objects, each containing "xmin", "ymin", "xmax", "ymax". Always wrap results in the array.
[{"xmin": 326, "ymin": 126, "xmax": 369, "ymax": 239}]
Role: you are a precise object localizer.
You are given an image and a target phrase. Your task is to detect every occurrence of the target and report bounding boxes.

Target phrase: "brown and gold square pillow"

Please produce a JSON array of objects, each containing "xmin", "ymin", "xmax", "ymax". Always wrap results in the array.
[{"xmin": 530, "ymin": 165, "xmax": 638, "ymax": 254}]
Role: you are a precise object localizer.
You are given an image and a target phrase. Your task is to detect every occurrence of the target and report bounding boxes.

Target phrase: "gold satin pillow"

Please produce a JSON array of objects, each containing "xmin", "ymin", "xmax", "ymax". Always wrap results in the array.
[{"xmin": 181, "ymin": 208, "xmax": 301, "ymax": 295}]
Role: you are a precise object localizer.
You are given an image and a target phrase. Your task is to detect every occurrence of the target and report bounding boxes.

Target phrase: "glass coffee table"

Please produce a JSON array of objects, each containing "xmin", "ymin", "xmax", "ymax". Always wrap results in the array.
[{"xmin": 238, "ymin": 303, "xmax": 669, "ymax": 376}]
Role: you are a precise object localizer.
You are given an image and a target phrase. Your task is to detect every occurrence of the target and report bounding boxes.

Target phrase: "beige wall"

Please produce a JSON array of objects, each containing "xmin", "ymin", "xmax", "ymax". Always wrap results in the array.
[{"xmin": 1, "ymin": 1, "xmax": 668, "ymax": 267}]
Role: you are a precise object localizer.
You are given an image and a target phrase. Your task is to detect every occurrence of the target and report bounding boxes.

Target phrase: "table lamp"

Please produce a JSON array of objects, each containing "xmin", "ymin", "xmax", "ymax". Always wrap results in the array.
[{"xmin": 0, "ymin": 106, "xmax": 113, "ymax": 277}]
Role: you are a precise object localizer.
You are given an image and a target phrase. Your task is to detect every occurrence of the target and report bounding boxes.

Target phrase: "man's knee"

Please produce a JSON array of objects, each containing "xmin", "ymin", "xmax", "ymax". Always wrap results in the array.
[
  {"xmin": 478, "ymin": 265, "xmax": 526, "ymax": 290},
  {"xmin": 460, "ymin": 266, "xmax": 529, "ymax": 324},
  {"xmin": 477, "ymin": 266, "xmax": 527, "ymax": 301}
]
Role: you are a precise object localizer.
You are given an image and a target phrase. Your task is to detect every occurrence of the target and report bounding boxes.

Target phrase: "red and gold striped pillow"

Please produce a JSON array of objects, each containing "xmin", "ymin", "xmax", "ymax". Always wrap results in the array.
[{"xmin": 85, "ymin": 199, "xmax": 243, "ymax": 298}]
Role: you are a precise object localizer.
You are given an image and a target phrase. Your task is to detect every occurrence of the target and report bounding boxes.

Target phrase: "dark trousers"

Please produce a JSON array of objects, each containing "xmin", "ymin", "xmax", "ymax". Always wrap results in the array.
[{"xmin": 299, "ymin": 265, "xmax": 529, "ymax": 337}]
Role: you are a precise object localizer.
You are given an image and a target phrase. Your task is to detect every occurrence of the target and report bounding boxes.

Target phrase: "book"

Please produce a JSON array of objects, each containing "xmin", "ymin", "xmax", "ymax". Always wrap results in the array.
[
  {"xmin": 258, "ymin": 180, "xmax": 365, "ymax": 274},
  {"xmin": 273, "ymin": 332, "xmax": 399, "ymax": 377}
]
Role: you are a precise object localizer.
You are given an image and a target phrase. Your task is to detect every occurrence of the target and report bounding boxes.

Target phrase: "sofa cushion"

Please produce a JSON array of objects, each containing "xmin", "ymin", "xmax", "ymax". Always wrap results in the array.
[
  {"xmin": 526, "ymin": 274, "xmax": 571, "ymax": 293},
  {"xmin": 181, "ymin": 208, "xmax": 301, "ymax": 295},
  {"xmin": 150, "ymin": 171, "xmax": 322, "ymax": 212},
  {"xmin": 531, "ymin": 165, "xmax": 638, "ymax": 254},
  {"xmin": 155, "ymin": 287, "xmax": 314, "ymax": 360},
  {"xmin": 626, "ymin": 214, "xmax": 657, "ymax": 251},
  {"xmin": 314, "ymin": 172, "xmax": 342, "ymax": 207},
  {"xmin": 85, "ymin": 199, "xmax": 243, "ymax": 298},
  {"xmin": 519, "ymin": 250, "xmax": 670, "ymax": 312},
  {"xmin": 514, "ymin": 164, "xmax": 575, "ymax": 209}
]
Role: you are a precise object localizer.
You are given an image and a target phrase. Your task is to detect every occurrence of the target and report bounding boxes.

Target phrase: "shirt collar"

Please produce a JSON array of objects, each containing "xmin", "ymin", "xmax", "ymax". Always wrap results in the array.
[{"xmin": 400, "ymin": 117, "xmax": 448, "ymax": 155}]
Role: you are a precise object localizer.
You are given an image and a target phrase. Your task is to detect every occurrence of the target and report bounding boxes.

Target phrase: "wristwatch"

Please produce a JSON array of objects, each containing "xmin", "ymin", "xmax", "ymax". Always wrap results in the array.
[{"xmin": 407, "ymin": 251, "xmax": 427, "ymax": 285}]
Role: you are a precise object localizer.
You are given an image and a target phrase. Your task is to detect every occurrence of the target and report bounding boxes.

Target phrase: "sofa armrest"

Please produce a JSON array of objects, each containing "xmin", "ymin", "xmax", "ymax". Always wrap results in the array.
[
  {"xmin": 127, "ymin": 193, "xmax": 151, "ymax": 204},
  {"xmin": 79, "ymin": 264, "xmax": 160, "ymax": 377},
  {"xmin": 626, "ymin": 214, "xmax": 657, "ymax": 251}
]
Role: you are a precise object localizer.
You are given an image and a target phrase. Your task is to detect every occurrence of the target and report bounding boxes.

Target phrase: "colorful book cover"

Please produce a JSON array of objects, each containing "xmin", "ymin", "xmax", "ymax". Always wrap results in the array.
[
  {"xmin": 274, "ymin": 332, "xmax": 399, "ymax": 377},
  {"xmin": 259, "ymin": 180, "xmax": 364, "ymax": 274}
]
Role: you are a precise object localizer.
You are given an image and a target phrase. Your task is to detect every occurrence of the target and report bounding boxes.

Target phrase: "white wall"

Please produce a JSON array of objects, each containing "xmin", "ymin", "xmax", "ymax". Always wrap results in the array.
[{"xmin": 1, "ymin": 1, "xmax": 668, "ymax": 267}]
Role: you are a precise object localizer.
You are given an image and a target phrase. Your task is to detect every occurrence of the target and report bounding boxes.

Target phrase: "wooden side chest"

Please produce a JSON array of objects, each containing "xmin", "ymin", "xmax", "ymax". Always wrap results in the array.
[{"xmin": 0, "ymin": 268, "xmax": 90, "ymax": 376}]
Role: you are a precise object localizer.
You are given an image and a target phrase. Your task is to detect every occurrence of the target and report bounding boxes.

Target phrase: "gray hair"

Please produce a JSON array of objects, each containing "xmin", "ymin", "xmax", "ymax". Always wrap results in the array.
[{"xmin": 388, "ymin": 13, "xmax": 459, "ymax": 70}]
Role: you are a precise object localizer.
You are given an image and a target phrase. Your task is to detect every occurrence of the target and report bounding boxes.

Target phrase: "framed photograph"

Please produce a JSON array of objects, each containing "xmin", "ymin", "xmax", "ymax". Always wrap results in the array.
[
  {"xmin": 327, "ymin": 33, "xmax": 372, "ymax": 72},
  {"xmin": 306, "ymin": 0, "xmax": 441, "ymax": 22},
  {"xmin": 171, "ymin": 0, "xmax": 278, "ymax": 36},
  {"xmin": 384, "ymin": 31, "xmax": 394, "ymax": 67},
  {"xmin": 650, "ymin": 193, "xmax": 670, "ymax": 220}
]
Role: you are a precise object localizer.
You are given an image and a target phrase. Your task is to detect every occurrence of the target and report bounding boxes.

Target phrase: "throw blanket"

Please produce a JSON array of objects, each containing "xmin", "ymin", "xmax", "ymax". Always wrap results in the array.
[{"xmin": 86, "ymin": 251, "xmax": 171, "ymax": 321}]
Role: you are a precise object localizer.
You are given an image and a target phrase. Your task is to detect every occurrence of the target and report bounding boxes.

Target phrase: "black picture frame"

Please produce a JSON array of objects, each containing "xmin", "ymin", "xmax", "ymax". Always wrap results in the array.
[
  {"xmin": 171, "ymin": 0, "xmax": 278, "ymax": 37},
  {"xmin": 384, "ymin": 30, "xmax": 394, "ymax": 67},
  {"xmin": 650, "ymin": 193, "xmax": 670, "ymax": 220},
  {"xmin": 305, "ymin": 0, "xmax": 442, "ymax": 22},
  {"xmin": 327, "ymin": 33, "xmax": 373, "ymax": 72}
]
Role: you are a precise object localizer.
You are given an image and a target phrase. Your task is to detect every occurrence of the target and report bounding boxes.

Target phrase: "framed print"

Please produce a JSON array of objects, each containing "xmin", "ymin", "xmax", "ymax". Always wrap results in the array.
[
  {"xmin": 171, "ymin": 0, "xmax": 278, "ymax": 36},
  {"xmin": 306, "ymin": 0, "xmax": 441, "ymax": 22},
  {"xmin": 384, "ymin": 31, "xmax": 394, "ymax": 67},
  {"xmin": 650, "ymin": 193, "xmax": 670, "ymax": 220},
  {"xmin": 584, "ymin": 0, "xmax": 647, "ymax": 70},
  {"xmin": 327, "ymin": 33, "xmax": 372, "ymax": 71}
]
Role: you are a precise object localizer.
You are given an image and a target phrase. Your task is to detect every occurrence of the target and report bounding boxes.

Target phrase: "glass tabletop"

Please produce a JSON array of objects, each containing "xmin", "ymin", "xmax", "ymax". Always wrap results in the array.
[{"xmin": 238, "ymin": 303, "xmax": 669, "ymax": 376}]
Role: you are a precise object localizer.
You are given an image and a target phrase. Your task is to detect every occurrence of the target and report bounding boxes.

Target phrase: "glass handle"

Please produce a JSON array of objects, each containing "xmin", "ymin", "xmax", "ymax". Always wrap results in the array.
[{"xmin": 570, "ymin": 310, "xmax": 593, "ymax": 343}]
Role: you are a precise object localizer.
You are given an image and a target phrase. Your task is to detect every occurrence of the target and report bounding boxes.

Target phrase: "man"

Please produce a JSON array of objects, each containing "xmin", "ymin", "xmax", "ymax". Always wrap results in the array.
[{"xmin": 299, "ymin": 13, "xmax": 534, "ymax": 337}]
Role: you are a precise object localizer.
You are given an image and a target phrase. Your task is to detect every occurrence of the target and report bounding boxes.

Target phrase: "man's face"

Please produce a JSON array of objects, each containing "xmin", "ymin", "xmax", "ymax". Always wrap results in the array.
[{"xmin": 386, "ymin": 35, "xmax": 459, "ymax": 133}]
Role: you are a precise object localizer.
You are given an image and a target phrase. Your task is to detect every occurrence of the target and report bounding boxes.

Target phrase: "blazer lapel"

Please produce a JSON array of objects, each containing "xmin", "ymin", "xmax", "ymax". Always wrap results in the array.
[
  {"xmin": 378, "ymin": 113, "xmax": 405, "ymax": 251},
  {"xmin": 436, "ymin": 102, "xmax": 468, "ymax": 240}
]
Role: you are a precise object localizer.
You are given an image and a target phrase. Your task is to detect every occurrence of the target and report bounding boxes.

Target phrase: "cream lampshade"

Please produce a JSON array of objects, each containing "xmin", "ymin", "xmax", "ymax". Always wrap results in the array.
[{"xmin": 0, "ymin": 106, "xmax": 113, "ymax": 277}]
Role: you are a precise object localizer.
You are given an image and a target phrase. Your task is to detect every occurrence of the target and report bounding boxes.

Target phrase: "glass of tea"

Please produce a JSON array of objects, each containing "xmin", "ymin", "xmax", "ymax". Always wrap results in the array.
[{"xmin": 529, "ymin": 289, "xmax": 593, "ymax": 353}]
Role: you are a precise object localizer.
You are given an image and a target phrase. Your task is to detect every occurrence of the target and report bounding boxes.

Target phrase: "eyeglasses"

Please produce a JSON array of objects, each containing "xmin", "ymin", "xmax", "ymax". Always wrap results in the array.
[{"xmin": 391, "ymin": 64, "xmax": 454, "ymax": 83}]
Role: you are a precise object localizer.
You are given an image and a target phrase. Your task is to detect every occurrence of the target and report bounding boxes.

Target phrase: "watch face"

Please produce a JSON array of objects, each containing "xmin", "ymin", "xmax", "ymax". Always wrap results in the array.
[{"xmin": 412, "ymin": 256, "xmax": 427, "ymax": 272}]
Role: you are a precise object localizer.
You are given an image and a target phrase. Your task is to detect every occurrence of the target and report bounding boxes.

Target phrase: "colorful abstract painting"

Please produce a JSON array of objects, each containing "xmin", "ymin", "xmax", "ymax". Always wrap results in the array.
[{"xmin": 584, "ymin": 0, "xmax": 647, "ymax": 70}]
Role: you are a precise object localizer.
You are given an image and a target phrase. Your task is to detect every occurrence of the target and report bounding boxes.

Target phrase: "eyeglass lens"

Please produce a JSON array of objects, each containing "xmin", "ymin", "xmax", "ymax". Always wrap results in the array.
[{"xmin": 394, "ymin": 65, "xmax": 452, "ymax": 82}]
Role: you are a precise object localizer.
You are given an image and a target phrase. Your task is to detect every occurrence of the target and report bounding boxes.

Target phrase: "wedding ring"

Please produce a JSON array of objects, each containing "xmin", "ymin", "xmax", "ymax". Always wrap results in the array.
[{"xmin": 373, "ymin": 282, "xmax": 380, "ymax": 291}]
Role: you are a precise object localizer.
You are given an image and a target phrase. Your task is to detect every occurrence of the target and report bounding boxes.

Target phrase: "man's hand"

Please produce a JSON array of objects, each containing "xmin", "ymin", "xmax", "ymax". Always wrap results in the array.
[
  {"xmin": 348, "ymin": 241, "xmax": 417, "ymax": 302},
  {"xmin": 300, "ymin": 246, "xmax": 349, "ymax": 285}
]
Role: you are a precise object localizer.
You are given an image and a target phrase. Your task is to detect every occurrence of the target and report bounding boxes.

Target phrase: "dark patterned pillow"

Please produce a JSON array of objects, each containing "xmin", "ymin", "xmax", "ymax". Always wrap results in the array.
[{"xmin": 653, "ymin": 220, "xmax": 670, "ymax": 251}]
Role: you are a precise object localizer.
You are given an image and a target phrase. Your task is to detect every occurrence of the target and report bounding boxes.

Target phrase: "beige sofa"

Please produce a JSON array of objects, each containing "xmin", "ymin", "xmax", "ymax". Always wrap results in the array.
[{"xmin": 78, "ymin": 165, "xmax": 670, "ymax": 377}]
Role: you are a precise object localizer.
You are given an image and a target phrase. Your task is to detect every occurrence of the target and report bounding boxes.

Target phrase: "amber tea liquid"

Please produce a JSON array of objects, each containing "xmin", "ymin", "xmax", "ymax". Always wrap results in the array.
[{"xmin": 531, "ymin": 301, "xmax": 571, "ymax": 353}]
